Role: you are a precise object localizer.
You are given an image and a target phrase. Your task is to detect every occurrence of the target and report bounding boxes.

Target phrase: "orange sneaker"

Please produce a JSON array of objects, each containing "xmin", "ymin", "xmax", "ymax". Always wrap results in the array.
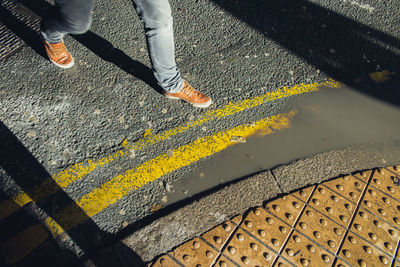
[
  {"xmin": 44, "ymin": 39, "xmax": 74, "ymax": 69},
  {"xmin": 165, "ymin": 81, "xmax": 212, "ymax": 108}
]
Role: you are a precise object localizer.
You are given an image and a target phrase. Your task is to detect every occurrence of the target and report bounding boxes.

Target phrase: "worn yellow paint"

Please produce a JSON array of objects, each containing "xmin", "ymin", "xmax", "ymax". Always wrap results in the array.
[
  {"xmin": 0, "ymin": 151, "xmax": 125, "ymax": 220},
  {"xmin": 45, "ymin": 217, "xmax": 65, "ymax": 238},
  {"xmin": 143, "ymin": 129, "xmax": 153, "ymax": 137},
  {"xmin": 121, "ymin": 139, "xmax": 128, "ymax": 147},
  {"xmin": 125, "ymin": 79, "xmax": 341, "ymax": 151},
  {"xmin": 2, "ymin": 111, "xmax": 298, "ymax": 263},
  {"xmin": 2, "ymin": 224, "xmax": 49, "ymax": 264},
  {"xmin": 49, "ymin": 110, "xmax": 298, "ymax": 230},
  {"xmin": 369, "ymin": 70, "xmax": 396, "ymax": 83},
  {"xmin": 0, "ymin": 79, "xmax": 341, "ymax": 220}
]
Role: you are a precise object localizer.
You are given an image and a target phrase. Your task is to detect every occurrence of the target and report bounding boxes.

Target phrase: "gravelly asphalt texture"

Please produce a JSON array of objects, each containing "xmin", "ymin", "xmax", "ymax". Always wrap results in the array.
[{"xmin": 1, "ymin": 0, "xmax": 400, "ymax": 265}]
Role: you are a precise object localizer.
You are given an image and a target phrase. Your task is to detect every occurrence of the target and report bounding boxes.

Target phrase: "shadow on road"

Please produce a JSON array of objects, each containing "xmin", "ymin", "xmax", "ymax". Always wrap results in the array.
[
  {"xmin": 210, "ymin": 0, "xmax": 400, "ymax": 106},
  {"xmin": 0, "ymin": 0, "xmax": 163, "ymax": 94},
  {"xmin": 0, "ymin": 121, "xmax": 145, "ymax": 266}
]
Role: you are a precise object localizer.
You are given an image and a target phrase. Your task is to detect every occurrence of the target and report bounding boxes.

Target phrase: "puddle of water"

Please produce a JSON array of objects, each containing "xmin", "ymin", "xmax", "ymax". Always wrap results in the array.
[{"xmin": 164, "ymin": 85, "xmax": 400, "ymax": 205}]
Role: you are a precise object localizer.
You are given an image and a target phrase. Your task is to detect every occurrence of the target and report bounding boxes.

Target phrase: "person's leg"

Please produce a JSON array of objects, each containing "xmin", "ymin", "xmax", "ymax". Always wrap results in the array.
[
  {"xmin": 133, "ymin": 0, "xmax": 212, "ymax": 107},
  {"xmin": 40, "ymin": 0, "xmax": 92, "ymax": 68},
  {"xmin": 41, "ymin": 0, "xmax": 93, "ymax": 43},
  {"xmin": 132, "ymin": 0, "xmax": 183, "ymax": 93}
]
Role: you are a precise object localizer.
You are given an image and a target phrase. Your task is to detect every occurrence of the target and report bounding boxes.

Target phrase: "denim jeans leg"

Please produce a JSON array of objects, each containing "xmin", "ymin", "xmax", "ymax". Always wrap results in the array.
[
  {"xmin": 133, "ymin": 0, "xmax": 184, "ymax": 93},
  {"xmin": 41, "ymin": 0, "xmax": 93, "ymax": 43}
]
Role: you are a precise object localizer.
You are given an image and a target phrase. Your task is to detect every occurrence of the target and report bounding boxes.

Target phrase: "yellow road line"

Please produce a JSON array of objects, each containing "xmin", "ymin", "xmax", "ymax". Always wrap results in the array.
[
  {"xmin": 0, "ymin": 79, "xmax": 341, "ymax": 220},
  {"xmin": 2, "ymin": 110, "xmax": 298, "ymax": 263},
  {"xmin": 0, "ymin": 151, "xmax": 125, "ymax": 220},
  {"xmin": 126, "ymin": 79, "xmax": 341, "ymax": 151}
]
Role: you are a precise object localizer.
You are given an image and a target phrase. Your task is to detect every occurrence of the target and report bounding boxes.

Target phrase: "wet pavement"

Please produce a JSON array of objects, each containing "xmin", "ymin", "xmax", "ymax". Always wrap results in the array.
[
  {"xmin": 150, "ymin": 166, "xmax": 400, "ymax": 266},
  {"xmin": 164, "ymin": 82, "xmax": 400, "ymax": 205}
]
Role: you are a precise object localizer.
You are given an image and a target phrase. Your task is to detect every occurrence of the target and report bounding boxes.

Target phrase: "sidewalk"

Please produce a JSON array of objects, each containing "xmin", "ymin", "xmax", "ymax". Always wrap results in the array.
[{"xmin": 148, "ymin": 166, "xmax": 400, "ymax": 266}]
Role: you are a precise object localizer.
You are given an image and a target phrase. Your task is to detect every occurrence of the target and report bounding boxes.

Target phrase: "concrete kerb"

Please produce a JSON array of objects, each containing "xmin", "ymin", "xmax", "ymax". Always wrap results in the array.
[{"xmin": 98, "ymin": 141, "xmax": 400, "ymax": 264}]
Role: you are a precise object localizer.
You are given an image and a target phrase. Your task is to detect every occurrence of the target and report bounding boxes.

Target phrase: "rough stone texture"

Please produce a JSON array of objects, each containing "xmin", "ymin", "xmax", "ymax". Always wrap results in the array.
[
  {"xmin": 120, "ymin": 170, "xmax": 280, "ymax": 262},
  {"xmin": 117, "ymin": 142, "xmax": 400, "ymax": 263},
  {"xmin": 272, "ymin": 142, "xmax": 400, "ymax": 193}
]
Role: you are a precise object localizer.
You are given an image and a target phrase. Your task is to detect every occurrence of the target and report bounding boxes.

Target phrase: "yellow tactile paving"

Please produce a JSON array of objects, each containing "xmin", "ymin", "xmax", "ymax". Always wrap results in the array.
[
  {"xmin": 274, "ymin": 256, "xmax": 295, "ymax": 266},
  {"xmin": 149, "ymin": 254, "xmax": 180, "ymax": 267},
  {"xmin": 308, "ymin": 185, "xmax": 356, "ymax": 228},
  {"xmin": 352, "ymin": 170, "xmax": 373, "ymax": 183},
  {"xmin": 337, "ymin": 233, "xmax": 392, "ymax": 266},
  {"xmin": 294, "ymin": 206, "xmax": 346, "ymax": 254},
  {"xmin": 230, "ymin": 215, "xmax": 242, "ymax": 226},
  {"xmin": 221, "ymin": 228, "xmax": 278, "ymax": 266},
  {"xmin": 214, "ymin": 255, "xmax": 236, "ymax": 267},
  {"xmin": 169, "ymin": 237, "xmax": 219, "ymax": 266},
  {"xmin": 264, "ymin": 194, "xmax": 305, "ymax": 227},
  {"xmin": 201, "ymin": 221, "xmax": 237, "ymax": 251},
  {"xmin": 370, "ymin": 168, "xmax": 400, "ymax": 199},
  {"xmin": 150, "ymin": 166, "xmax": 400, "ymax": 266},
  {"xmin": 349, "ymin": 207, "xmax": 399, "ymax": 257},
  {"xmin": 294, "ymin": 185, "xmax": 315, "ymax": 203},
  {"xmin": 323, "ymin": 174, "xmax": 367, "ymax": 204},
  {"xmin": 360, "ymin": 185, "xmax": 400, "ymax": 228},
  {"xmin": 386, "ymin": 165, "xmax": 400, "ymax": 177},
  {"xmin": 240, "ymin": 207, "xmax": 291, "ymax": 253},
  {"xmin": 282, "ymin": 230, "xmax": 335, "ymax": 266}
]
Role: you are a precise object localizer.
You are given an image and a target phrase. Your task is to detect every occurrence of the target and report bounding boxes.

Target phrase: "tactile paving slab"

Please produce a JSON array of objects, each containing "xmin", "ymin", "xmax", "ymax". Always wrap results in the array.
[
  {"xmin": 150, "ymin": 167, "xmax": 400, "ymax": 266},
  {"xmin": 0, "ymin": 0, "xmax": 40, "ymax": 61},
  {"xmin": 239, "ymin": 207, "xmax": 291, "ymax": 253}
]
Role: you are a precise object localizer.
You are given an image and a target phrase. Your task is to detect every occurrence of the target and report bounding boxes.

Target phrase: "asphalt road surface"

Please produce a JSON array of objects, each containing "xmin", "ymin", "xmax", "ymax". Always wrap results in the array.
[{"xmin": 0, "ymin": 0, "xmax": 399, "ymax": 265}]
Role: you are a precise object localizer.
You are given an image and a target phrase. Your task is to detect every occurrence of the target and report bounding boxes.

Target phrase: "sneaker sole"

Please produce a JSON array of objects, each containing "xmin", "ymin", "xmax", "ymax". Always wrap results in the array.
[
  {"xmin": 50, "ymin": 57, "xmax": 75, "ymax": 69},
  {"xmin": 165, "ymin": 95, "xmax": 213, "ymax": 108}
]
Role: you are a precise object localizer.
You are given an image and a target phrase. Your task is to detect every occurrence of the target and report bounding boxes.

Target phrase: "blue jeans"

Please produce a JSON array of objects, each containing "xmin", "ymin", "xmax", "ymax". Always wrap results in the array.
[{"xmin": 41, "ymin": 0, "xmax": 183, "ymax": 93}]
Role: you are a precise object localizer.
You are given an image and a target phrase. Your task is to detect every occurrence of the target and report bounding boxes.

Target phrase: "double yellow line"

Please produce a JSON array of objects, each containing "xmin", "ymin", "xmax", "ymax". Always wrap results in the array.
[
  {"xmin": 1, "ymin": 79, "xmax": 342, "ymax": 264},
  {"xmin": 0, "ymin": 79, "xmax": 341, "ymax": 220}
]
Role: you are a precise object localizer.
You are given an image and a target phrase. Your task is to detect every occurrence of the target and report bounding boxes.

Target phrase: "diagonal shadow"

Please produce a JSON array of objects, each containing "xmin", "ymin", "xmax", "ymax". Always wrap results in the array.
[
  {"xmin": 0, "ymin": 121, "xmax": 145, "ymax": 266},
  {"xmin": 0, "ymin": 0, "xmax": 163, "ymax": 94},
  {"xmin": 210, "ymin": 0, "xmax": 400, "ymax": 106}
]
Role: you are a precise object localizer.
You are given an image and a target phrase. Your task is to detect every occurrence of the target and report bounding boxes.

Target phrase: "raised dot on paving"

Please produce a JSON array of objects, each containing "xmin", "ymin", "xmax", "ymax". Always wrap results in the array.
[
  {"xmin": 149, "ymin": 255, "xmax": 180, "ymax": 267},
  {"xmin": 148, "ymin": 166, "xmax": 400, "ymax": 267},
  {"xmin": 215, "ymin": 255, "xmax": 237, "ymax": 267},
  {"xmin": 281, "ymin": 230, "xmax": 334, "ymax": 266},
  {"xmin": 338, "ymin": 233, "xmax": 392, "ymax": 266},
  {"xmin": 274, "ymin": 257, "xmax": 295, "ymax": 267},
  {"xmin": 239, "ymin": 207, "xmax": 291, "ymax": 253},
  {"xmin": 308, "ymin": 185, "xmax": 355, "ymax": 228},
  {"xmin": 352, "ymin": 170, "xmax": 373, "ymax": 182},
  {"xmin": 168, "ymin": 237, "xmax": 218, "ymax": 266},
  {"xmin": 221, "ymin": 228, "xmax": 277, "ymax": 266},
  {"xmin": 360, "ymin": 184, "xmax": 400, "ymax": 228},
  {"xmin": 264, "ymin": 194, "xmax": 305, "ymax": 226},
  {"xmin": 350, "ymin": 207, "xmax": 399, "ymax": 257},
  {"xmin": 201, "ymin": 220, "xmax": 236, "ymax": 251},
  {"xmin": 323, "ymin": 174, "xmax": 367, "ymax": 204},
  {"xmin": 295, "ymin": 206, "xmax": 346, "ymax": 254},
  {"xmin": 369, "ymin": 168, "xmax": 400, "ymax": 200},
  {"xmin": 294, "ymin": 185, "xmax": 315, "ymax": 202}
]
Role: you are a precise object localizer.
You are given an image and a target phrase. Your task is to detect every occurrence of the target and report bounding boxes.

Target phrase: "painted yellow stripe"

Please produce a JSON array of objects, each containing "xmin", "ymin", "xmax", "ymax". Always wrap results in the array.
[
  {"xmin": 2, "ymin": 110, "xmax": 298, "ymax": 262},
  {"xmin": 53, "ymin": 111, "xmax": 298, "ymax": 231},
  {"xmin": 0, "ymin": 151, "xmax": 125, "ymax": 220},
  {"xmin": 0, "ymin": 79, "xmax": 341, "ymax": 220},
  {"xmin": 126, "ymin": 79, "xmax": 341, "ymax": 151},
  {"xmin": 58, "ymin": 111, "xmax": 297, "ymax": 226}
]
